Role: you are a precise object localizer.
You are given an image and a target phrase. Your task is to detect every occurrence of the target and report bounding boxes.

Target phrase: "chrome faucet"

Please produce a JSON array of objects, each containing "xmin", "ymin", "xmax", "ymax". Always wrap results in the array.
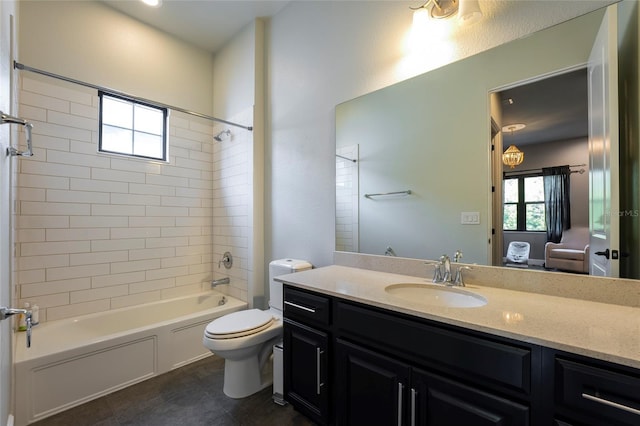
[
  {"xmin": 211, "ymin": 277, "xmax": 230, "ymax": 288},
  {"xmin": 440, "ymin": 254, "xmax": 452, "ymax": 284},
  {"xmin": 0, "ymin": 307, "xmax": 32, "ymax": 348},
  {"xmin": 426, "ymin": 261, "xmax": 443, "ymax": 283},
  {"xmin": 427, "ymin": 251, "xmax": 471, "ymax": 287},
  {"xmin": 384, "ymin": 246, "xmax": 397, "ymax": 256},
  {"xmin": 1, "ymin": 111, "xmax": 34, "ymax": 157},
  {"xmin": 453, "ymin": 266, "xmax": 471, "ymax": 287}
]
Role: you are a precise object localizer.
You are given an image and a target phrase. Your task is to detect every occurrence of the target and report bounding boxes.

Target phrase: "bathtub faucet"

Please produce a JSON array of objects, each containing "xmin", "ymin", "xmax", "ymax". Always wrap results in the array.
[
  {"xmin": 1, "ymin": 307, "xmax": 32, "ymax": 348},
  {"xmin": 211, "ymin": 277, "xmax": 230, "ymax": 288}
]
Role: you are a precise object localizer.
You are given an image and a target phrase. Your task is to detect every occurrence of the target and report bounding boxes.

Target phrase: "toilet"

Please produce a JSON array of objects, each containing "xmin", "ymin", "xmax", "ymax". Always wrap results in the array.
[{"xmin": 203, "ymin": 259, "xmax": 312, "ymax": 399}]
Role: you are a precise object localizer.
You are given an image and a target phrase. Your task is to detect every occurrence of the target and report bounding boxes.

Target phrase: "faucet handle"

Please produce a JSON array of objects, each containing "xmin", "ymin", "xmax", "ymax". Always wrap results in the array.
[
  {"xmin": 453, "ymin": 265, "xmax": 472, "ymax": 287},
  {"xmin": 454, "ymin": 250, "xmax": 463, "ymax": 263},
  {"xmin": 425, "ymin": 261, "xmax": 443, "ymax": 283}
]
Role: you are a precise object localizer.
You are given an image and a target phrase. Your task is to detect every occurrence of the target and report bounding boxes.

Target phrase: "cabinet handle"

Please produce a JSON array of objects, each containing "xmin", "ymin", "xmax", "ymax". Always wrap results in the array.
[
  {"xmin": 284, "ymin": 300, "xmax": 316, "ymax": 313},
  {"xmin": 582, "ymin": 393, "xmax": 640, "ymax": 416},
  {"xmin": 397, "ymin": 382, "xmax": 404, "ymax": 426},
  {"xmin": 316, "ymin": 348, "xmax": 324, "ymax": 395},
  {"xmin": 411, "ymin": 388, "xmax": 417, "ymax": 426}
]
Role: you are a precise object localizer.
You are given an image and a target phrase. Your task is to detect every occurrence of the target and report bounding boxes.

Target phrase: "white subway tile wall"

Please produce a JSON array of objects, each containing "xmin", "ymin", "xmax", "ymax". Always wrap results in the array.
[
  {"xmin": 335, "ymin": 145, "xmax": 358, "ymax": 253},
  {"xmin": 16, "ymin": 76, "xmax": 253, "ymax": 322}
]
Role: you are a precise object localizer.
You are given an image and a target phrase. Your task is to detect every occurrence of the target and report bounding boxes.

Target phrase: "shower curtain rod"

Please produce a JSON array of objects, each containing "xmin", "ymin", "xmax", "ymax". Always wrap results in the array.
[
  {"xmin": 504, "ymin": 163, "xmax": 586, "ymax": 176},
  {"xmin": 14, "ymin": 61, "xmax": 253, "ymax": 131}
]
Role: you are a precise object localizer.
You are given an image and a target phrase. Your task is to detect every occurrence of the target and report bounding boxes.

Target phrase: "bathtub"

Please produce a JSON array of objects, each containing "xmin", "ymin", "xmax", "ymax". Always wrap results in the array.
[{"xmin": 13, "ymin": 291, "xmax": 247, "ymax": 425}]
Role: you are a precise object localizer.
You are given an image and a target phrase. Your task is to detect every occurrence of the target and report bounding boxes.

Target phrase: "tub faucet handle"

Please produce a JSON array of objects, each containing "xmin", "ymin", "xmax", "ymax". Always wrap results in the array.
[
  {"xmin": 218, "ymin": 251, "xmax": 233, "ymax": 269},
  {"xmin": 0, "ymin": 307, "xmax": 33, "ymax": 348},
  {"xmin": 26, "ymin": 312, "xmax": 32, "ymax": 348}
]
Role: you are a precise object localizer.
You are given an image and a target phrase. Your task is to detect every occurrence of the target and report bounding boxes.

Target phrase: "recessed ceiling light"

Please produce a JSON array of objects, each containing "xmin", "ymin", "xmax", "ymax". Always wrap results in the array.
[{"xmin": 140, "ymin": 0, "xmax": 162, "ymax": 7}]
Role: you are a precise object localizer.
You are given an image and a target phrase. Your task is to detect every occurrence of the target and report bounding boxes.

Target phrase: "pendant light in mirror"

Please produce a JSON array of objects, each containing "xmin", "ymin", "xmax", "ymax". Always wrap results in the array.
[{"xmin": 502, "ymin": 124, "xmax": 526, "ymax": 169}]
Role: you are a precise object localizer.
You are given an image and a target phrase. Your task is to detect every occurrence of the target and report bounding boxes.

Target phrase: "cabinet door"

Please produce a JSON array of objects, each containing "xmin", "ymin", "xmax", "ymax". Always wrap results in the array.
[
  {"xmin": 283, "ymin": 319, "xmax": 329, "ymax": 424},
  {"xmin": 554, "ymin": 357, "xmax": 640, "ymax": 425},
  {"xmin": 336, "ymin": 339, "xmax": 411, "ymax": 425},
  {"xmin": 412, "ymin": 368, "xmax": 529, "ymax": 426}
]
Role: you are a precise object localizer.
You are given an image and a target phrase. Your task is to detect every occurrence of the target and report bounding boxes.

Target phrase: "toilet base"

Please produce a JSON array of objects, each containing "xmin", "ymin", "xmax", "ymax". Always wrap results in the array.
[{"xmin": 223, "ymin": 354, "xmax": 273, "ymax": 399}]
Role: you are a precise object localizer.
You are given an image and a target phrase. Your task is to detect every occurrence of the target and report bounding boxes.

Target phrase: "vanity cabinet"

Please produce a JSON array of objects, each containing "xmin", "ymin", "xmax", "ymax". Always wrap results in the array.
[
  {"xmin": 336, "ymin": 338, "xmax": 529, "ymax": 425},
  {"xmin": 335, "ymin": 301, "xmax": 532, "ymax": 425},
  {"xmin": 282, "ymin": 284, "xmax": 640, "ymax": 426},
  {"xmin": 549, "ymin": 350, "xmax": 640, "ymax": 425},
  {"xmin": 283, "ymin": 287, "xmax": 331, "ymax": 425}
]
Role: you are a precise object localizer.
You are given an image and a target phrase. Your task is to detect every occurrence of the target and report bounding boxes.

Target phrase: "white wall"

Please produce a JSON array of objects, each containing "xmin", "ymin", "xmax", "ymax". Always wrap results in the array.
[
  {"xmin": 19, "ymin": 1, "xmax": 213, "ymax": 114},
  {"xmin": 212, "ymin": 20, "xmax": 265, "ymax": 307},
  {"xmin": 265, "ymin": 0, "xmax": 614, "ymax": 268}
]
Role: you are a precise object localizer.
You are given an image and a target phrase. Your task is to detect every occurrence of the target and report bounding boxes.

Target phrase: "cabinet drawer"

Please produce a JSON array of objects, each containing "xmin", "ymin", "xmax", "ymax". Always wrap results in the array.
[
  {"xmin": 555, "ymin": 358, "xmax": 640, "ymax": 425},
  {"xmin": 336, "ymin": 301, "xmax": 532, "ymax": 395},
  {"xmin": 283, "ymin": 286, "xmax": 331, "ymax": 326}
]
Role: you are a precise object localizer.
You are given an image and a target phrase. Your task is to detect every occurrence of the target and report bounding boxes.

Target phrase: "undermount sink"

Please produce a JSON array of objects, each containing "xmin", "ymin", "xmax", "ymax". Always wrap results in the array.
[{"xmin": 384, "ymin": 283, "xmax": 487, "ymax": 308}]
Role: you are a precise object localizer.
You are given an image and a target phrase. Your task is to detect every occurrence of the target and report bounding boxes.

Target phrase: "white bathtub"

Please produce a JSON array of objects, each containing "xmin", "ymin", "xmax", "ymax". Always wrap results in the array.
[{"xmin": 13, "ymin": 291, "xmax": 247, "ymax": 425}]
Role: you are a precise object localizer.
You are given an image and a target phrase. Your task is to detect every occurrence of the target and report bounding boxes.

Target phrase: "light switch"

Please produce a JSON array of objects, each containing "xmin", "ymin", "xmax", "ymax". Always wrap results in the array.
[{"xmin": 461, "ymin": 211, "xmax": 480, "ymax": 225}]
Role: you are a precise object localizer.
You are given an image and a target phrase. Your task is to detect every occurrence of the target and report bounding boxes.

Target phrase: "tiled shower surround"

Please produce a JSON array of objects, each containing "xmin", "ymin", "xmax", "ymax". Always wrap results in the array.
[{"xmin": 15, "ymin": 75, "xmax": 253, "ymax": 323}]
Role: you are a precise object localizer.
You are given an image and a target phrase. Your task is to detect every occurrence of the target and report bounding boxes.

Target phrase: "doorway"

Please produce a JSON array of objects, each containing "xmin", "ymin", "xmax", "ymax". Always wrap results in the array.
[{"xmin": 490, "ymin": 68, "xmax": 590, "ymax": 271}]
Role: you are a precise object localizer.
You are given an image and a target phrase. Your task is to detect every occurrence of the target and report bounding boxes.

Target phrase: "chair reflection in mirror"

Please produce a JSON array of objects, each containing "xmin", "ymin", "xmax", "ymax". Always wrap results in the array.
[{"xmin": 505, "ymin": 241, "xmax": 530, "ymax": 268}]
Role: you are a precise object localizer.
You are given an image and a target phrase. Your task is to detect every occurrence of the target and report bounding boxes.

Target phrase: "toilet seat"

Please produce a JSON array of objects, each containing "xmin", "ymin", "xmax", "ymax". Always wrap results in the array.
[{"xmin": 205, "ymin": 309, "xmax": 275, "ymax": 339}]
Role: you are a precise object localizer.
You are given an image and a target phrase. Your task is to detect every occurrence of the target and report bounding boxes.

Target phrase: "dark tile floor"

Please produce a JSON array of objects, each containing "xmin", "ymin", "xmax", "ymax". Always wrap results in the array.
[{"xmin": 31, "ymin": 355, "xmax": 315, "ymax": 426}]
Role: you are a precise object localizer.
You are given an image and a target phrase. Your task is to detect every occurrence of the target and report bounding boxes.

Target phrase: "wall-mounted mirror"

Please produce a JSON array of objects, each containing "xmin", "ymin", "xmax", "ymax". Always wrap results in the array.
[{"xmin": 335, "ymin": 2, "xmax": 639, "ymax": 279}]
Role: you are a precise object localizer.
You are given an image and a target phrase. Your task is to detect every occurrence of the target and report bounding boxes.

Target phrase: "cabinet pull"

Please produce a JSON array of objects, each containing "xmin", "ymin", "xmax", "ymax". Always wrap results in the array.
[
  {"xmin": 411, "ymin": 388, "xmax": 417, "ymax": 426},
  {"xmin": 284, "ymin": 300, "xmax": 316, "ymax": 313},
  {"xmin": 316, "ymin": 348, "xmax": 324, "ymax": 395},
  {"xmin": 582, "ymin": 393, "xmax": 640, "ymax": 416},
  {"xmin": 397, "ymin": 382, "xmax": 404, "ymax": 426}
]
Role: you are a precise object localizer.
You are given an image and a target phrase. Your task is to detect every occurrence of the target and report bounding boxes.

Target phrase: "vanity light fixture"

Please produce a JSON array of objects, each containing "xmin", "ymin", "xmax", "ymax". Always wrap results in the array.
[
  {"xmin": 411, "ymin": 0, "xmax": 483, "ymax": 25},
  {"xmin": 502, "ymin": 123, "xmax": 526, "ymax": 169},
  {"xmin": 140, "ymin": 0, "xmax": 162, "ymax": 7}
]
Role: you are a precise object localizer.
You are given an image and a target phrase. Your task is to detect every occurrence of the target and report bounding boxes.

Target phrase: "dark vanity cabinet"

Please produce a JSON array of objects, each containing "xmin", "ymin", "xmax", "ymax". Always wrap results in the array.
[
  {"xmin": 334, "ymin": 301, "xmax": 533, "ymax": 425},
  {"xmin": 548, "ymin": 350, "xmax": 640, "ymax": 425},
  {"xmin": 283, "ymin": 284, "xmax": 640, "ymax": 426},
  {"xmin": 283, "ymin": 287, "xmax": 331, "ymax": 425}
]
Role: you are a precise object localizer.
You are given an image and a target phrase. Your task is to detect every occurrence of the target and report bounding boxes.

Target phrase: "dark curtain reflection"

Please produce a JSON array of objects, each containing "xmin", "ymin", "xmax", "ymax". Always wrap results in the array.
[{"xmin": 543, "ymin": 165, "xmax": 572, "ymax": 243}]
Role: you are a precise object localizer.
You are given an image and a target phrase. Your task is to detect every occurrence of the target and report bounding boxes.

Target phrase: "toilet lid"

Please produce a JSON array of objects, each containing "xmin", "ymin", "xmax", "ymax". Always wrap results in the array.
[{"xmin": 205, "ymin": 309, "xmax": 275, "ymax": 339}]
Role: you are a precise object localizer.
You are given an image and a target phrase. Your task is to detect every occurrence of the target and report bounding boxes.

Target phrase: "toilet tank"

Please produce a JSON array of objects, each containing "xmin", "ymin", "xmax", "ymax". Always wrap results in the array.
[{"xmin": 269, "ymin": 259, "xmax": 312, "ymax": 311}]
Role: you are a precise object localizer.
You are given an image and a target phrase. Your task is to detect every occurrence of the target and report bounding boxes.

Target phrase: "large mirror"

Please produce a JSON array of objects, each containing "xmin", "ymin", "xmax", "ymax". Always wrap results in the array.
[{"xmin": 335, "ymin": 2, "xmax": 639, "ymax": 279}]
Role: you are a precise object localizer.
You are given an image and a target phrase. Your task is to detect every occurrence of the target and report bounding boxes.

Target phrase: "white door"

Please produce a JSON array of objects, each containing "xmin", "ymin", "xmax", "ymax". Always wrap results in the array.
[{"xmin": 588, "ymin": 4, "xmax": 620, "ymax": 277}]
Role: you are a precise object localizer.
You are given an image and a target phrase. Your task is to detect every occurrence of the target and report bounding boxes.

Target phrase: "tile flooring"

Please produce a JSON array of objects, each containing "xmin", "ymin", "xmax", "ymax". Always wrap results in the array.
[{"xmin": 31, "ymin": 355, "xmax": 315, "ymax": 426}]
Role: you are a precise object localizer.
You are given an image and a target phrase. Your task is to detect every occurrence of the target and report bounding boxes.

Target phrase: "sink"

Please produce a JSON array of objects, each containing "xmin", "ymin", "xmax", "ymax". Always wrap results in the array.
[{"xmin": 384, "ymin": 283, "xmax": 487, "ymax": 308}]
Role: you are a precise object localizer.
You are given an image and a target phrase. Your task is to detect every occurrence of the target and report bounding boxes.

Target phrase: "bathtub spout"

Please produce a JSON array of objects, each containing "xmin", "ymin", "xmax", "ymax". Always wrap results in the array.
[{"xmin": 211, "ymin": 277, "xmax": 230, "ymax": 288}]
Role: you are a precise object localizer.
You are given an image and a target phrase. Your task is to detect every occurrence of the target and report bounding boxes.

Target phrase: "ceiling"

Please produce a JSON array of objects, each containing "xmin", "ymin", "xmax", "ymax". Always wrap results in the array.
[
  {"xmin": 100, "ymin": 0, "xmax": 290, "ymax": 53},
  {"xmin": 499, "ymin": 68, "xmax": 588, "ymax": 147},
  {"xmin": 100, "ymin": 1, "xmax": 589, "ymax": 147}
]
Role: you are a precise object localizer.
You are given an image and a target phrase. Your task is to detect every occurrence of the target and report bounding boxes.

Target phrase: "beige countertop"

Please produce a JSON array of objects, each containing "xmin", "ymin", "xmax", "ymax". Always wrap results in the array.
[{"xmin": 277, "ymin": 265, "xmax": 640, "ymax": 370}]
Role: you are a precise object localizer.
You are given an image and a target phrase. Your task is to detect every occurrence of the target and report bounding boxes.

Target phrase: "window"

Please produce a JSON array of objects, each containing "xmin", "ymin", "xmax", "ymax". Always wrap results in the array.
[
  {"xmin": 99, "ymin": 91, "xmax": 167, "ymax": 161},
  {"xmin": 503, "ymin": 175, "xmax": 546, "ymax": 231}
]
